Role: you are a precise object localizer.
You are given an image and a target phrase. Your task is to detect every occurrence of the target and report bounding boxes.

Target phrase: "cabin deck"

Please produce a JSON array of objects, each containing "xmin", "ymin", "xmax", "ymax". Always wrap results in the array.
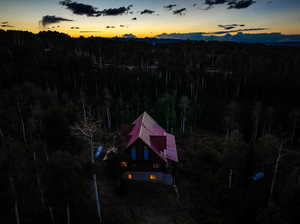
[{"xmin": 122, "ymin": 171, "xmax": 174, "ymax": 185}]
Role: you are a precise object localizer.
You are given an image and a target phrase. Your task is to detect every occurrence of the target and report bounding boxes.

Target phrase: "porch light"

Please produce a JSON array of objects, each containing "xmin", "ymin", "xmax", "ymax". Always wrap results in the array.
[
  {"xmin": 128, "ymin": 173, "xmax": 133, "ymax": 179},
  {"xmin": 149, "ymin": 174, "xmax": 157, "ymax": 180}
]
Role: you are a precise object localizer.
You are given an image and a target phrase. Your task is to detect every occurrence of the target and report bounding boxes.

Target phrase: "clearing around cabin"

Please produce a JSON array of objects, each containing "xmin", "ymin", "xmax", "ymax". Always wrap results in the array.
[{"xmin": 100, "ymin": 176, "xmax": 196, "ymax": 224}]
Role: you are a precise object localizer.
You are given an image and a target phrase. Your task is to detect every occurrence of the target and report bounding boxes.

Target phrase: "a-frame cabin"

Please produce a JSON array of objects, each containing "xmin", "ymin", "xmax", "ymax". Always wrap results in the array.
[{"xmin": 119, "ymin": 112, "xmax": 178, "ymax": 185}]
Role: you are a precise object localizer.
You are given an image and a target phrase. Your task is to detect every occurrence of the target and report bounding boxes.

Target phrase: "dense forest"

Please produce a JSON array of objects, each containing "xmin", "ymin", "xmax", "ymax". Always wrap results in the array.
[{"xmin": 0, "ymin": 29, "xmax": 300, "ymax": 224}]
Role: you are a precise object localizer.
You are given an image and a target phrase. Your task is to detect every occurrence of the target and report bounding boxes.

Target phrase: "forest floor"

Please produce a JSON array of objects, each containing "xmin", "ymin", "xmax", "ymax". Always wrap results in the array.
[{"xmin": 99, "ymin": 176, "xmax": 196, "ymax": 224}]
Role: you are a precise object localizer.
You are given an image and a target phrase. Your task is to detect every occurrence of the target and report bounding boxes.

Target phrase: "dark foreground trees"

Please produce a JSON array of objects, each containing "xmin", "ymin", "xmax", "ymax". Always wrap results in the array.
[{"xmin": 0, "ymin": 30, "xmax": 300, "ymax": 224}]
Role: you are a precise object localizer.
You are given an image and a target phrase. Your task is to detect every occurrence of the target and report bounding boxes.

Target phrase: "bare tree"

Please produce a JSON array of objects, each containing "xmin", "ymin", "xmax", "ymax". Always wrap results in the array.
[
  {"xmin": 48, "ymin": 207, "xmax": 55, "ymax": 224},
  {"xmin": 0, "ymin": 128, "xmax": 3, "ymax": 143},
  {"xmin": 289, "ymin": 109, "xmax": 299, "ymax": 143},
  {"xmin": 71, "ymin": 108, "xmax": 102, "ymax": 224},
  {"xmin": 28, "ymin": 103, "xmax": 55, "ymax": 223},
  {"xmin": 104, "ymin": 88, "xmax": 112, "ymax": 130},
  {"xmin": 1, "ymin": 130, "xmax": 23, "ymax": 224},
  {"xmin": 66, "ymin": 203, "xmax": 70, "ymax": 224},
  {"xmin": 224, "ymin": 100, "xmax": 239, "ymax": 142},
  {"xmin": 269, "ymin": 141, "xmax": 283, "ymax": 205},
  {"xmin": 16, "ymin": 97, "xmax": 27, "ymax": 145},
  {"xmin": 252, "ymin": 101, "xmax": 262, "ymax": 142},
  {"xmin": 10, "ymin": 176, "xmax": 20, "ymax": 224},
  {"xmin": 263, "ymin": 106, "xmax": 275, "ymax": 136},
  {"xmin": 178, "ymin": 96, "xmax": 190, "ymax": 135},
  {"xmin": 228, "ymin": 169, "xmax": 233, "ymax": 189},
  {"xmin": 268, "ymin": 138, "xmax": 300, "ymax": 206}
]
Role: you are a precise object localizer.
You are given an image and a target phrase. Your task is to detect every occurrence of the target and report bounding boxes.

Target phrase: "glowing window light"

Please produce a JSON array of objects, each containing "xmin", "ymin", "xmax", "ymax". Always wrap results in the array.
[
  {"xmin": 149, "ymin": 174, "xmax": 157, "ymax": 180},
  {"xmin": 128, "ymin": 173, "xmax": 133, "ymax": 179},
  {"xmin": 120, "ymin": 162, "xmax": 127, "ymax": 167}
]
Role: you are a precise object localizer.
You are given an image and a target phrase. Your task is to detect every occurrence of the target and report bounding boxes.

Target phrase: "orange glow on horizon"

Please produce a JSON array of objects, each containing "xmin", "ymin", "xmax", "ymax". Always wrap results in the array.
[
  {"xmin": 2, "ymin": 24, "xmax": 300, "ymax": 38},
  {"xmin": 1, "ymin": 0, "xmax": 300, "ymax": 40}
]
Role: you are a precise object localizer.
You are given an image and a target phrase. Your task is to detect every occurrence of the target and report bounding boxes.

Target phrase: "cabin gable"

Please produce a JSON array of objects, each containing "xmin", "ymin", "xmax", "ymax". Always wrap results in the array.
[
  {"xmin": 125, "ymin": 112, "xmax": 178, "ymax": 163},
  {"xmin": 127, "ymin": 139, "xmax": 164, "ymax": 161}
]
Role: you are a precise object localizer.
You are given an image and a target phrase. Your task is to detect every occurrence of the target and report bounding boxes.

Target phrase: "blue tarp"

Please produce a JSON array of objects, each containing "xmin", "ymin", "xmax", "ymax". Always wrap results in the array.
[
  {"xmin": 95, "ymin": 146, "xmax": 103, "ymax": 158},
  {"xmin": 252, "ymin": 172, "xmax": 264, "ymax": 181}
]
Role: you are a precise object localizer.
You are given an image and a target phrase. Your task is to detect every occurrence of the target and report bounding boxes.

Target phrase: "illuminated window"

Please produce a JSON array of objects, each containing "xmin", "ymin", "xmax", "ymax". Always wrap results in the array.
[
  {"xmin": 120, "ymin": 162, "xmax": 127, "ymax": 167},
  {"xmin": 128, "ymin": 173, "xmax": 133, "ymax": 179},
  {"xmin": 149, "ymin": 174, "xmax": 157, "ymax": 180}
]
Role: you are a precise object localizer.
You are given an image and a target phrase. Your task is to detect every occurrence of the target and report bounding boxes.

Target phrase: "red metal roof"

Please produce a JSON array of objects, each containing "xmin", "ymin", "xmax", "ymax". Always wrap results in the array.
[{"xmin": 126, "ymin": 112, "xmax": 178, "ymax": 162}]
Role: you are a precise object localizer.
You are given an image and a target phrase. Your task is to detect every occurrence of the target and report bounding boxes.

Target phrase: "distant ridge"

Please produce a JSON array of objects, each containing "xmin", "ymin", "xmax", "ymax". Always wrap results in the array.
[
  {"xmin": 154, "ymin": 32, "xmax": 300, "ymax": 44},
  {"xmin": 111, "ymin": 37, "xmax": 300, "ymax": 47},
  {"xmin": 1, "ymin": 29, "xmax": 299, "ymax": 46}
]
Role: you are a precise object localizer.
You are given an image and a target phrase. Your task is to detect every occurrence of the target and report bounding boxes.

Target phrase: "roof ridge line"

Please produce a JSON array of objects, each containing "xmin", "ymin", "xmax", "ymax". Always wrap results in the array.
[
  {"xmin": 138, "ymin": 112, "xmax": 146, "ymax": 137},
  {"xmin": 144, "ymin": 111, "xmax": 166, "ymax": 131}
]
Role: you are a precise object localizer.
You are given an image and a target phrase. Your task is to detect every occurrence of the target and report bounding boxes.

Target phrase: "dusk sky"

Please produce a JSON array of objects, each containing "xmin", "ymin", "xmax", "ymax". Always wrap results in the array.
[{"xmin": 1, "ymin": 0, "xmax": 300, "ymax": 37}]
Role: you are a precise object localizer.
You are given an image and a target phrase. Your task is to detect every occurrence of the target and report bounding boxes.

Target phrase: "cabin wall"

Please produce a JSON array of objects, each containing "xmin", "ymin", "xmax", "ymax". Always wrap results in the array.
[
  {"xmin": 126, "ymin": 139, "xmax": 159, "ymax": 161},
  {"xmin": 123, "ymin": 139, "xmax": 165, "ymax": 171}
]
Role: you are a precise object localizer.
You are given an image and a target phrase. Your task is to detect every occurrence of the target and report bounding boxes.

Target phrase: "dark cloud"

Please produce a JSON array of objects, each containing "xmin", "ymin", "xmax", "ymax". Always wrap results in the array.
[
  {"xmin": 100, "ymin": 5, "xmax": 133, "ymax": 16},
  {"xmin": 60, "ymin": 0, "xmax": 100, "ymax": 16},
  {"xmin": 140, "ymin": 9, "xmax": 155, "ymax": 15},
  {"xmin": 164, "ymin": 4, "xmax": 177, "ymax": 10},
  {"xmin": 218, "ymin": 24, "xmax": 245, "ymax": 30},
  {"xmin": 240, "ymin": 28, "xmax": 267, "ymax": 32},
  {"xmin": 228, "ymin": 0, "xmax": 256, "ymax": 9},
  {"xmin": 219, "ymin": 25, "xmax": 235, "ymax": 30},
  {"xmin": 204, "ymin": 0, "xmax": 227, "ymax": 9},
  {"xmin": 156, "ymin": 28, "xmax": 267, "ymax": 38},
  {"xmin": 208, "ymin": 27, "xmax": 268, "ymax": 35},
  {"xmin": 203, "ymin": 0, "xmax": 256, "ymax": 10},
  {"xmin": 132, "ymin": 17, "xmax": 137, "ymax": 20},
  {"xmin": 40, "ymin": 15, "xmax": 73, "ymax": 27},
  {"xmin": 1, "ymin": 21, "xmax": 14, "ymax": 28},
  {"xmin": 70, "ymin": 26, "xmax": 80, "ymax": 29},
  {"xmin": 173, "ymin": 8, "xmax": 187, "ymax": 15},
  {"xmin": 60, "ymin": 0, "xmax": 132, "ymax": 17},
  {"xmin": 1, "ymin": 24, "xmax": 14, "ymax": 28},
  {"xmin": 205, "ymin": 0, "xmax": 227, "ymax": 5},
  {"xmin": 106, "ymin": 26, "xmax": 115, "ymax": 29},
  {"xmin": 121, "ymin": 33, "xmax": 137, "ymax": 38}
]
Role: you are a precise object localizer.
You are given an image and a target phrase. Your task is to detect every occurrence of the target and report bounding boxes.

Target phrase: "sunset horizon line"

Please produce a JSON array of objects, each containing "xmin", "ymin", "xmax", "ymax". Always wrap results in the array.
[{"xmin": 2, "ymin": 28, "xmax": 300, "ymax": 39}]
